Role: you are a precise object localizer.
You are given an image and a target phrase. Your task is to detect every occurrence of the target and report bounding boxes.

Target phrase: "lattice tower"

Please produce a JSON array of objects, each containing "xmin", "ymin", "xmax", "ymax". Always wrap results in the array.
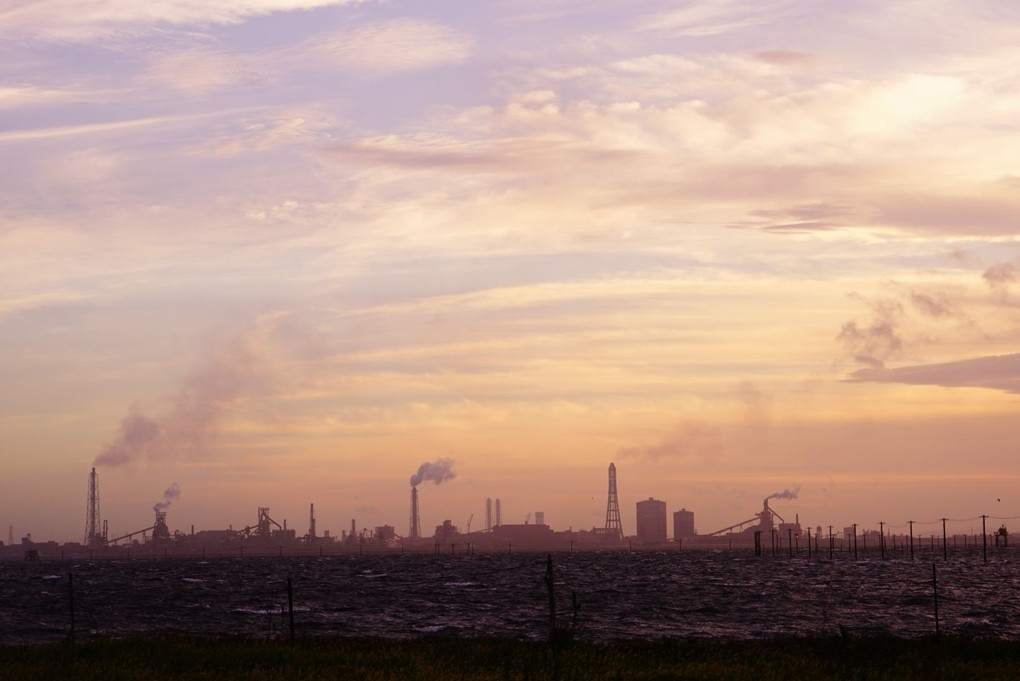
[{"xmin": 604, "ymin": 462, "xmax": 623, "ymax": 539}]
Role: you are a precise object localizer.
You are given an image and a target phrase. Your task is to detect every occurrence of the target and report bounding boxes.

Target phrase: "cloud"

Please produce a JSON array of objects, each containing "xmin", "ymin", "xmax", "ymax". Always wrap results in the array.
[
  {"xmin": 876, "ymin": 193, "xmax": 1020, "ymax": 237},
  {"xmin": 145, "ymin": 49, "xmax": 269, "ymax": 96},
  {"xmin": 637, "ymin": 0, "xmax": 789, "ymax": 37},
  {"xmin": 297, "ymin": 19, "xmax": 474, "ymax": 76},
  {"xmin": 0, "ymin": 0, "xmax": 369, "ymax": 42},
  {"xmin": 849, "ymin": 354, "xmax": 1020, "ymax": 395},
  {"xmin": 836, "ymin": 295, "xmax": 905, "ymax": 369},
  {"xmin": 983, "ymin": 262, "xmax": 1017, "ymax": 292},
  {"xmin": 0, "ymin": 108, "xmax": 266, "ymax": 145}
]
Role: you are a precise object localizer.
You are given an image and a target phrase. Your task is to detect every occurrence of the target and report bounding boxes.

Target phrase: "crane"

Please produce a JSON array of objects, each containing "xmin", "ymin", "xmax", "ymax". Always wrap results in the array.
[{"xmin": 466, "ymin": 514, "xmax": 473, "ymax": 535}]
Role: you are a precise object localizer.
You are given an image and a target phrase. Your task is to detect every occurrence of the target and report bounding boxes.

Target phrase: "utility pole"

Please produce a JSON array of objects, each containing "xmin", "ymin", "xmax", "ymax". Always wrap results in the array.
[
  {"xmin": 908, "ymin": 520, "xmax": 914, "ymax": 561},
  {"xmin": 879, "ymin": 521, "xmax": 885, "ymax": 560}
]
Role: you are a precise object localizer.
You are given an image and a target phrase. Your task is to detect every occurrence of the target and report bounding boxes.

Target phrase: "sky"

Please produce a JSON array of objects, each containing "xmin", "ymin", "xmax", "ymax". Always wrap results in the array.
[{"xmin": 3, "ymin": 0, "xmax": 1020, "ymax": 544}]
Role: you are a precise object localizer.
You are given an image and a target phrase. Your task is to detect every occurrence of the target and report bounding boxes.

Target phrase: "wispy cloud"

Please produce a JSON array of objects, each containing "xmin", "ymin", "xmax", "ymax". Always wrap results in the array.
[
  {"xmin": 0, "ymin": 0, "xmax": 370, "ymax": 42},
  {"xmin": 850, "ymin": 354, "xmax": 1020, "ymax": 395}
]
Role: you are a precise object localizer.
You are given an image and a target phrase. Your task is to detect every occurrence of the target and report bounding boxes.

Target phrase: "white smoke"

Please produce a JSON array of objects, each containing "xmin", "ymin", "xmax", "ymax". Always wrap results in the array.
[
  {"xmin": 410, "ymin": 458, "xmax": 456, "ymax": 487},
  {"xmin": 154, "ymin": 482, "xmax": 181, "ymax": 512},
  {"xmin": 766, "ymin": 485, "xmax": 800, "ymax": 501}
]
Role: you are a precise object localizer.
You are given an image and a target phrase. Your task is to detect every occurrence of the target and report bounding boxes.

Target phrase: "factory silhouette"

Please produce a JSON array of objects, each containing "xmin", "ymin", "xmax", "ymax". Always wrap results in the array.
[{"xmin": 4, "ymin": 462, "xmax": 810, "ymax": 560}]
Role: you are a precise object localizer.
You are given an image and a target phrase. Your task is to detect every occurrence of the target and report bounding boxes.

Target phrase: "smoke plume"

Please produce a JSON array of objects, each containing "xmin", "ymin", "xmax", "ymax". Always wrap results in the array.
[
  {"xmin": 94, "ymin": 334, "xmax": 266, "ymax": 467},
  {"xmin": 154, "ymin": 482, "xmax": 181, "ymax": 512},
  {"xmin": 766, "ymin": 485, "xmax": 800, "ymax": 501},
  {"xmin": 410, "ymin": 458, "xmax": 456, "ymax": 487}
]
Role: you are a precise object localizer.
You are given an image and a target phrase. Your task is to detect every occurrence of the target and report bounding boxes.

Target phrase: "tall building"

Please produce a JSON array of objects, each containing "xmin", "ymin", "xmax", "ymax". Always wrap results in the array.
[
  {"xmin": 673, "ymin": 508, "xmax": 695, "ymax": 541},
  {"xmin": 535, "ymin": 511, "xmax": 545, "ymax": 526},
  {"xmin": 636, "ymin": 497, "xmax": 667, "ymax": 544}
]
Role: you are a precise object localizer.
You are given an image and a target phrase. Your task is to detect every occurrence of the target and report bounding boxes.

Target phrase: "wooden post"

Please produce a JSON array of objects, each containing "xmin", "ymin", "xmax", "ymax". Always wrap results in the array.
[
  {"xmin": 909, "ymin": 521, "xmax": 914, "ymax": 561},
  {"xmin": 941, "ymin": 518, "xmax": 948, "ymax": 561},
  {"xmin": 68, "ymin": 573, "xmax": 76, "ymax": 645},
  {"xmin": 879, "ymin": 522, "xmax": 885, "ymax": 560},
  {"xmin": 853, "ymin": 524, "xmax": 858, "ymax": 561},
  {"xmin": 287, "ymin": 577, "xmax": 295, "ymax": 643},
  {"xmin": 981, "ymin": 515, "xmax": 987, "ymax": 563},
  {"xmin": 544, "ymin": 554, "xmax": 556, "ymax": 640}
]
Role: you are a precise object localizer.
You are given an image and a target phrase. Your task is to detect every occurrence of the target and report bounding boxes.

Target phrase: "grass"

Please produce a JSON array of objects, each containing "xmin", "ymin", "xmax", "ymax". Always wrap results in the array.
[{"xmin": 2, "ymin": 634, "xmax": 1020, "ymax": 680}]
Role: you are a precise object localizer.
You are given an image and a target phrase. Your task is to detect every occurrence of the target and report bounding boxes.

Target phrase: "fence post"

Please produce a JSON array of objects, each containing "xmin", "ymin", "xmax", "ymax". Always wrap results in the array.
[
  {"xmin": 544, "ymin": 554, "xmax": 556, "ymax": 640},
  {"xmin": 982, "ymin": 515, "xmax": 988, "ymax": 563},
  {"xmin": 287, "ymin": 577, "xmax": 295, "ymax": 643},
  {"xmin": 941, "ymin": 518, "xmax": 948, "ymax": 561},
  {"xmin": 68, "ymin": 573, "xmax": 75, "ymax": 645}
]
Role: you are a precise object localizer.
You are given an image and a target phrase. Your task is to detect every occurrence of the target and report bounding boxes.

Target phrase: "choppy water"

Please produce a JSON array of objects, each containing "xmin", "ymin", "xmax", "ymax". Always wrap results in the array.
[{"xmin": 3, "ymin": 551, "xmax": 1019, "ymax": 644}]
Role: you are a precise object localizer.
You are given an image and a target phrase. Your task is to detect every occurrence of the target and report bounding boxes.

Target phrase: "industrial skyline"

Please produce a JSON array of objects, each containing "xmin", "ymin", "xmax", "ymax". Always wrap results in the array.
[
  {"xmin": 5, "ymin": 1, "xmax": 1020, "ymax": 544},
  {"xmin": 2, "ymin": 461, "xmax": 1014, "ymax": 554}
]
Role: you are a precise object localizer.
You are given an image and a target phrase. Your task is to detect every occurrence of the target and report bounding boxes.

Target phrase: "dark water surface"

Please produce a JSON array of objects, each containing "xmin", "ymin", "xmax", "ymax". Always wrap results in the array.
[{"xmin": 3, "ymin": 551, "xmax": 1018, "ymax": 644}]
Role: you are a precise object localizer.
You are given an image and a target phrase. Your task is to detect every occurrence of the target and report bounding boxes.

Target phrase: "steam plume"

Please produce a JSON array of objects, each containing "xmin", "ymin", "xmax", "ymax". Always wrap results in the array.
[
  {"xmin": 94, "ymin": 335, "xmax": 264, "ymax": 467},
  {"xmin": 766, "ymin": 485, "xmax": 800, "ymax": 501},
  {"xmin": 154, "ymin": 482, "xmax": 181, "ymax": 512},
  {"xmin": 410, "ymin": 458, "xmax": 456, "ymax": 487}
]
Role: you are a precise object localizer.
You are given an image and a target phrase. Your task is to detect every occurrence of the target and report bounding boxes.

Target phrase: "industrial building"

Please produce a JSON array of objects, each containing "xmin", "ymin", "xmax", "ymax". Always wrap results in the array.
[
  {"xmin": 673, "ymin": 508, "xmax": 695, "ymax": 541},
  {"xmin": 636, "ymin": 497, "xmax": 667, "ymax": 544}
]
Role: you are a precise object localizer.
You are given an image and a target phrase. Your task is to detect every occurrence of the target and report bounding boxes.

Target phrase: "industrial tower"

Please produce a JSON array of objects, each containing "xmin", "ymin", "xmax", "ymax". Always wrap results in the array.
[
  {"xmin": 604, "ymin": 462, "xmax": 623, "ymax": 539},
  {"xmin": 485, "ymin": 498, "xmax": 492, "ymax": 531},
  {"xmin": 85, "ymin": 467, "xmax": 102, "ymax": 546},
  {"xmin": 409, "ymin": 487, "xmax": 421, "ymax": 539}
]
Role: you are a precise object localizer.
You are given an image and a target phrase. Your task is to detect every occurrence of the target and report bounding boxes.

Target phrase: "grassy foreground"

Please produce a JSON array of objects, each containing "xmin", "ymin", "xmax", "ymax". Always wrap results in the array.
[{"xmin": 2, "ymin": 635, "xmax": 1020, "ymax": 680}]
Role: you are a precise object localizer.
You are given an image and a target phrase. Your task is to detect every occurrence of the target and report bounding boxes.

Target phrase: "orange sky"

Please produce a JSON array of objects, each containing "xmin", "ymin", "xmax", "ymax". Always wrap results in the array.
[{"xmin": 3, "ymin": 1, "xmax": 1020, "ymax": 543}]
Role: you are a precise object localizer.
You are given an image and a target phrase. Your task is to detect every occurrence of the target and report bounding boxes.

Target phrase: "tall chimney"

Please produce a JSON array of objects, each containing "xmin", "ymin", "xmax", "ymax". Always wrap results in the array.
[{"xmin": 409, "ymin": 486, "xmax": 421, "ymax": 539}]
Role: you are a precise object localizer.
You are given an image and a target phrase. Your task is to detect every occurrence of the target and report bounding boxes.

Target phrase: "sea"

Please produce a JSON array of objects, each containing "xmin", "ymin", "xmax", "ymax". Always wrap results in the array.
[{"xmin": 2, "ymin": 549, "xmax": 1018, "ymax": 645}]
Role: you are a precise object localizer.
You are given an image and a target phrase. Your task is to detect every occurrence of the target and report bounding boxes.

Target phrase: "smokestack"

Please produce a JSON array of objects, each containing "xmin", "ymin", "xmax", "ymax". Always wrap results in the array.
[
  {"xmin": 409, "ymin": 487, "xmax": 421, "ymax": 539},
  {"xmin": 85, "ymin": 467, "xmax": 100, "ymax": 546}
]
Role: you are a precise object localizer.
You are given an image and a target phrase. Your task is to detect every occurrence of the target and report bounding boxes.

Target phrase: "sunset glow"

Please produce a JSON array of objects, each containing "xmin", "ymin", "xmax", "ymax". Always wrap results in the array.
[{"xmin": 3, "ymin": 0, "xmax": 1020, "ymax": 544}]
